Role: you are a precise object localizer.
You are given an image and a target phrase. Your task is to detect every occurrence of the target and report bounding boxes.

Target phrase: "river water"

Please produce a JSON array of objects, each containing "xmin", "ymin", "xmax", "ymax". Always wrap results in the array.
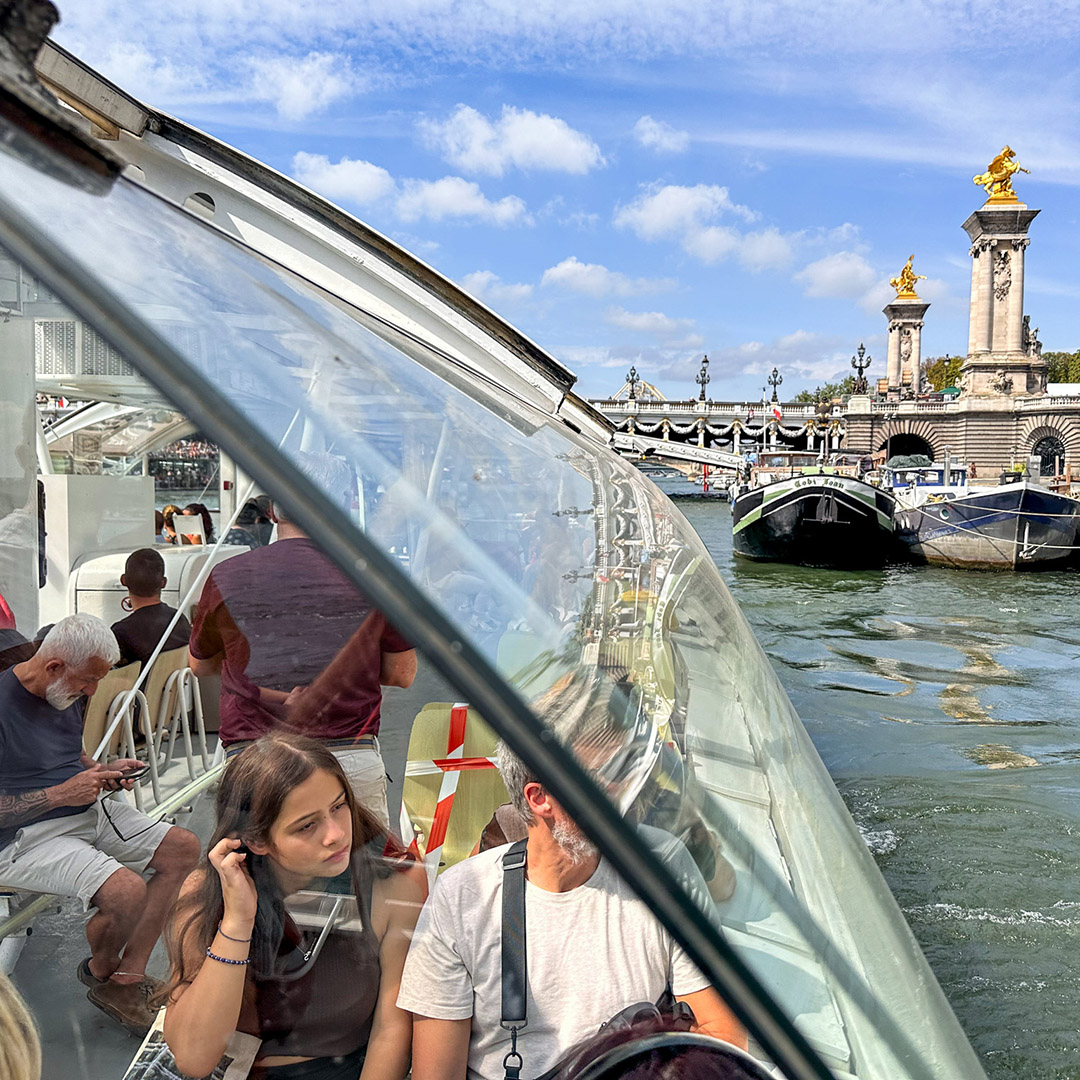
[{"xmin": 678, "ymin": 500, "xmax": 1080, "ymax": 1080}]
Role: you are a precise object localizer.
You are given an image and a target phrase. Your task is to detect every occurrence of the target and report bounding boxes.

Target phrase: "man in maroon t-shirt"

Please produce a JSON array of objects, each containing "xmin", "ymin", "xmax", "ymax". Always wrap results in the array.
[{"xmin": 189, "ymin": 457, "xmax": 415, "ymax": 827}]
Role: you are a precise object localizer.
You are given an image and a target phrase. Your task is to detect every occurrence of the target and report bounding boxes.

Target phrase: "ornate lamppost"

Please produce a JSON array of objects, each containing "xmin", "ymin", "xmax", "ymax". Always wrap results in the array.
[
  {"xmin": 626, "ymin": 365, "xmax": 639, "ymax": 401},
  {"xmin": 696, "ymin": 354, "xmax": 710, "ymax": 402},
  {"xmin": 851, "ymin": 343, "xmax": 872, "ymax": 396},
  {"xmin": 768, "ymin": 366, "xmax": 783, "ymax": 402}
]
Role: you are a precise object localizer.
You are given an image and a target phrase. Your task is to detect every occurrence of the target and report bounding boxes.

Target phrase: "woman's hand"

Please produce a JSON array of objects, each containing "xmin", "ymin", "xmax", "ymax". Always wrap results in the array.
[{"xmin": 208, "ymin": 837, "xmax": 258, "ymax": 927}]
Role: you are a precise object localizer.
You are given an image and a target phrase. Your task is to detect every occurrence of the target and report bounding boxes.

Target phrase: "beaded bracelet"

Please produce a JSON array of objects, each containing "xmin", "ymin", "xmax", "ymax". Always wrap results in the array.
[
  {"xmin": 206, "ymin": 947, "xmax": 249, "ymax": 966},
  {"xmin": 217, "ymin": 922, "xmax": 252, "ymax": 943}
]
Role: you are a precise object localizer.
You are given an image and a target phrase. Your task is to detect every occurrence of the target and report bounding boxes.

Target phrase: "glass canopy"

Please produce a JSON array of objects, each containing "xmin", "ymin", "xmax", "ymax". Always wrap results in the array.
[{"xmin": 0, "ymin": 73, "xmax": 986, "ymax": 1080}]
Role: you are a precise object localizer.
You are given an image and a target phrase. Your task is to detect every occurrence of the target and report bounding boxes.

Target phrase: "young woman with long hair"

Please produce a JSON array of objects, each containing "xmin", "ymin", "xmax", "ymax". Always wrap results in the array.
[{"xmin": 160, "ymin": 734, "xmax": 426, "ymax": 1080}]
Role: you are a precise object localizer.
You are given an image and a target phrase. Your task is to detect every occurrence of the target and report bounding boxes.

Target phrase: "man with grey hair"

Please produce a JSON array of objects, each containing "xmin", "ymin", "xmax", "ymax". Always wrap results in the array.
[
  {"xmin": 0, "ymin": 613, "xmax": 199, "ymax": 1035},
  {"xmin": 189, "ymin": 451, "xmax": 416, "ymax": 827},
  {"xmin": 398, "ymin": 675, "xmax": 745, "ymax": 1080}
]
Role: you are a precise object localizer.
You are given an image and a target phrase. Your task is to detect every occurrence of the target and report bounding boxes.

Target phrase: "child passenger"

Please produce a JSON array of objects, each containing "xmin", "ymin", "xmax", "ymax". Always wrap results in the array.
[{"xmin": 159, "ymin": 734, "xmax": 426, "ymax": 1080}]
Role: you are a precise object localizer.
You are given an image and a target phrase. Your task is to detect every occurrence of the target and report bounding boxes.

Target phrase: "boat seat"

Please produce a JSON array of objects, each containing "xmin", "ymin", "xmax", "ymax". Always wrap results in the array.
[
  {"xmin": 137, "ymin": 646, "xmax": 208, "ymax": 807},
  {"xmin": 399, "ymin": 702, "xmax": 509, "ymax": 884},
  {"xmin": 82, "ymin": 661, "xmax": 142, "ymax": 762}
]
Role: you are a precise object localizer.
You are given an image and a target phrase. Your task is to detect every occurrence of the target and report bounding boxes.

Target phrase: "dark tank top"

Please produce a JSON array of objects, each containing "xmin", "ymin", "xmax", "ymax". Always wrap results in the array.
[{"xmin": 243, "ymin": 884, "xmax": 381, "ymax": 1060}]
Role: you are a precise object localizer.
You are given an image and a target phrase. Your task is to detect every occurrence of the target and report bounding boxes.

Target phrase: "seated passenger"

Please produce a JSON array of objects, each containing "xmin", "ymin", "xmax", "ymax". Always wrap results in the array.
[
  {"xmin": 154, "ymin": 509, "xmax": 166, "ymax": 544},
  {"xmin": 222, "ymin": 499, "xmax": 265, "ymax": 548},
  {"xmin": 160, "ymin": 734, "xmax": 426, "ymax": 1080},
  {"xmin": 0, "ymin": 614, "xmax": 200, "ymax": 1034},
  {"xmin": 0, "ymin": 969, "xmax": 41, "ymax": 1080},
  {"xmin": 111, "ymin": 548, "xmax": 192, "ymax": 667},
  {"xmin": 161, "ymin": 504, "xmax": 182, "ymax": 545},
  {"xmin": 397, "ymin": 726, "xmax": 745, "ymax": 1080},
  {"xmin": 0, "ymin": 627, "xmax": 36, "ymax": 673},
  {"xmin": 182, "ymin": 502, "xmax": 215, "ymax": 545}
]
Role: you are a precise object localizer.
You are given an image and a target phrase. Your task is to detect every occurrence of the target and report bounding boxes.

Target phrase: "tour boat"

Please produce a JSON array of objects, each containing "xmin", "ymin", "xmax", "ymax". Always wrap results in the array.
[
  {"xmin": 731, "ymin": 453, "xmax": 898, "ymax": 568},
  {"xmin": 886, "ymin": 463, "xmax": 1080, "ymax": 570},
  {"xmin": 0, "ymin": 9, "xmax": 987, "ymax": 1080}
]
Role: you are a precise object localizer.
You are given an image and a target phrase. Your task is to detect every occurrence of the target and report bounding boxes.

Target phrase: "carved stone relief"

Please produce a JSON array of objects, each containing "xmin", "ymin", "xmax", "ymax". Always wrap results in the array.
[
  {"xmin": 994, "ymin": 249, "xmax": 1012, "ymax": 301},
  {"xmin": 899, "ymin": 327, "xmax": 912, "ymax": 363}
]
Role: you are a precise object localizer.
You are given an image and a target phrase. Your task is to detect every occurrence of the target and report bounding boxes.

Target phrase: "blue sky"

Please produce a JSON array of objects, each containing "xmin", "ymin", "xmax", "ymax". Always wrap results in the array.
[{"xmin": 54, "ymin": 1, "xmax": 1080, "ymax": 402}]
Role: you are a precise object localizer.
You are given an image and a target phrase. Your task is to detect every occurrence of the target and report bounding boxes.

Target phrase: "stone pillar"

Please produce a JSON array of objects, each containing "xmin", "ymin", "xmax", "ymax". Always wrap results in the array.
[
  {"xmin": 732, "ymin": 424, "xmax": 740, "ymax": 455},
  {"xmin": 969, "ymin": 238, "xmax": 994, "ymax": 353},
  {"xmin": 960, "ymin": 206, "xmax": 1044, "ymax": 396},
  {"xmin": 886, "ymin": 320, "xmax": 902, "ymax": 390},
  {"xmin": 882, "ymin": 299, "xmax": 930, "ymax": 396}
]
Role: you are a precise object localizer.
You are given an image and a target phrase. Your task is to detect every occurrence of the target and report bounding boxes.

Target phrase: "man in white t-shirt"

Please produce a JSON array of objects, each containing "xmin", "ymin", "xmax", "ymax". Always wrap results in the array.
[{"xmin": 397, "ymin": 726, "xmax": 745, "ymax": 1080}]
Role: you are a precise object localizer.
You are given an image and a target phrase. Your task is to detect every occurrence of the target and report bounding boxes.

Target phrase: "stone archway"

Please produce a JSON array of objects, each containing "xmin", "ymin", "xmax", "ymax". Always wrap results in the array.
[
  {"xmin": 880, "ymin": 432, "xmax": 935, "ymax": 460},
  {"xmin": 1022, "ymin": 422, "xmax": 1078, "ymax": 475},
  {"xmin": 1032, "ymin": 434, "xmax": 1066, "ymax": 476}
]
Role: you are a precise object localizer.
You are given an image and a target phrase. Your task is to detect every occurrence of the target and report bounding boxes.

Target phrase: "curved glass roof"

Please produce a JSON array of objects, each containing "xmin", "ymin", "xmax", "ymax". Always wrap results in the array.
[{"xmin": 0, "ymin": 56, "xmax": 986, "ymax": 1080}]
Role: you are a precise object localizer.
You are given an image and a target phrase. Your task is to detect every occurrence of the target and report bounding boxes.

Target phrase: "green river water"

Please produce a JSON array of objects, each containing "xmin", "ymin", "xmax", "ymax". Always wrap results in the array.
[{"xmin": 679, "ymin": 499, "xmax": 1080, "ymax": 1080}]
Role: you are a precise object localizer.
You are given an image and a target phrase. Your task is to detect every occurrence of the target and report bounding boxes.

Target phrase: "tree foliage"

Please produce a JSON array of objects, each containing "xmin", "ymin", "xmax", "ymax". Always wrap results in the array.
[
  {"xmin": 920, "ymin": 355, "xmax": 963, "ymax": 392},
  {"xmin": 793, "ymin": 375, "xmax": 855, "ymax": 403},
  {"xmin": 1043, "ymin": 350, "xmax": 1080, "ymax": 383}
]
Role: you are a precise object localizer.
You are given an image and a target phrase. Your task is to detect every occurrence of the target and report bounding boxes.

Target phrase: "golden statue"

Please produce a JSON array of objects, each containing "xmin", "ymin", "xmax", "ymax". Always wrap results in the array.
[
  {"xmin": 889, "ymin": 254, "xmax": 926, "ymax": 299},
  {"xmin": 973, "ymin": 145, "xmax": 1029, "ymax": 203}
]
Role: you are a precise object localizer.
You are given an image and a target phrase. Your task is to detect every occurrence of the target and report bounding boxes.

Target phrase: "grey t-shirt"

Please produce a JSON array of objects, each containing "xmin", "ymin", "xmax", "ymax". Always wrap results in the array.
[
  {"xmin": 397, "ymin": 828, "xmax": 713, "ymax": 1080},
  {"xmin": 0, "ymin": 667, "xmax": 88, "ymax": 849}
]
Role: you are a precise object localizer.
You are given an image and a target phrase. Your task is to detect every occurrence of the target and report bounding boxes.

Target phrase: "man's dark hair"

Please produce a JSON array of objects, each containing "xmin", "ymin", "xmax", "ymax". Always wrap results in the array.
[
  {"xmin": 124, "ymin": 547, "xmax": 166, "ymax": 598},
  {"xmin": 236, "ymin": 500, "xmax": 259, "ymax": 527}
]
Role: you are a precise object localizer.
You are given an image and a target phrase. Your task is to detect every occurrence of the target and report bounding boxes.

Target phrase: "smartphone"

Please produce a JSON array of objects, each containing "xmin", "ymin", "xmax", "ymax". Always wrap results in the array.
[{"xmin": 117, "ymin": 764, "xmax": 150, "ymax": 781}]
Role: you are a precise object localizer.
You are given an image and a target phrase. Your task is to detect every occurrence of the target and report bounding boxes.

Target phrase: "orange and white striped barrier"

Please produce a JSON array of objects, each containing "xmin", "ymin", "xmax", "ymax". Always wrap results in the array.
[{"xmin": 399, "ymin": 703, "xmax": 500, "ymax": 884}]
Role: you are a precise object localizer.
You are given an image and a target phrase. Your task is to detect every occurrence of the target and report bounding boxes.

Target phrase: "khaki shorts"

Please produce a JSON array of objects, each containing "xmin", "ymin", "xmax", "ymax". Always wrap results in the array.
[
  {"xmin": 334, "ymin": 745, "xmax": 389, "ymax": 832},
  {"xmin": 0, "ymin": 801, "xmax": 173, "ymax": 909},
  {"xmin": 225, "ymin": 740, "xmax": 390, "ymax": 831}
]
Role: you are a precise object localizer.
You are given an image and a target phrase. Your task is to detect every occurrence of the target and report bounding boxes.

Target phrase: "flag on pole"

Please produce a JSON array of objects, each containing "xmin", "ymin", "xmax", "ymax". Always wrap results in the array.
[{"xmin": 771, "ymin": 401, "xmax": 782, "ymax": 422}]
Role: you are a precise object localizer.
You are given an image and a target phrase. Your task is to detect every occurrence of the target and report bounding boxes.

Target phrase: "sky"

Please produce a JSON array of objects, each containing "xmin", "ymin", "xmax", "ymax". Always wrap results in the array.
[{"xmin": 52, "ymin": 1, "xmax": 1080, "ymax": 402}]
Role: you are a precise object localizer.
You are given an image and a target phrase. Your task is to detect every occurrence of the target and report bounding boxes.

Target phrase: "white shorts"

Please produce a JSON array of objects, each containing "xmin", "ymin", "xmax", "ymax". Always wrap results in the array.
[{"xmin": 0, "ymin": 801, "xmax": 173, "ymax": 909}]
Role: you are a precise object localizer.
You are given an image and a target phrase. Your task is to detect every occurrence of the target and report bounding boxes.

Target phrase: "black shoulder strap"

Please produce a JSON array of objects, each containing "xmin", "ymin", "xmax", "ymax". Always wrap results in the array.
[{"xmin": 501, "ymin": 838, "xmax": 528, "ymax": 1080}]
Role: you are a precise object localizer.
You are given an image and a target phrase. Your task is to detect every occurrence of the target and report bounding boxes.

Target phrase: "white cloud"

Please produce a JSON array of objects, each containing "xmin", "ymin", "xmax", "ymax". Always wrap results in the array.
[
  {"xmin": 614, "ymin": 182, "xmax": 757, "ymax": 241},
  {"xmin": 461, "ymin": 270, "xmax": 534, "ymax": 304},
  {"xmin": 633, "ymin": 115, "xmax": 690, "ymax": 154},
  {"xmin": 682, "ymin": 226, "xmax": 741, "ymax": 264},
  {"xmin": 246, "ymin": 52, "xmax": 358, "ymax": 121},
  {"xmin": 419, "ymin": 104, "xmax": 604, "ymax": 176},
  {"xmin": 795, "ymin": 251, "xmax": 879, "ymax": 298},
  {"xmin": 395, "ymin": 177, "xmax": 531, "ymax": 226},
  {"xmin": 605, "ymin": 307, "xmax": 695, "ymax": 336},
  {"xmin": 738, "ymin": 228, "xmax": 796, "ymax": 271},
  {"xmin": 291, "ymin": 152, "xmax": 395, "ymax": 205},
  {"xmin": 540, "ymin": 256, "xmax": 674, "ymax": 297},
  {"xmin": 713, "ymin": 329, "xmax": 863, "ymax": 384},
  {"xmin": 614, "ymin": 183, "xmax": 797, "ymax": 270}
]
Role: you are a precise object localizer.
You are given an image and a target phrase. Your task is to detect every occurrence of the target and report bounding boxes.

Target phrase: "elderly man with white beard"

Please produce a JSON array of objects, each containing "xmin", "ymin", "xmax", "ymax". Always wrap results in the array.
[
  {"xmin": 398, "ymin": 674, "xmax": 746, "ymax": 1080},
  {"xmin": 0, "ymin": 613, "xmax": 199, "ymax": 1035}
]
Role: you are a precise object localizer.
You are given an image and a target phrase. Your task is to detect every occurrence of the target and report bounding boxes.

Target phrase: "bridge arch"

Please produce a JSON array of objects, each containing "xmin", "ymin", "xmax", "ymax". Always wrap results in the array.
[
  {"xmin": 877, "ymin": 418, "xmax": 938, "ymax": 460},
  {"xmin": 1021, "ymin": 421, "xmax": 1079, "ymax": 475}
]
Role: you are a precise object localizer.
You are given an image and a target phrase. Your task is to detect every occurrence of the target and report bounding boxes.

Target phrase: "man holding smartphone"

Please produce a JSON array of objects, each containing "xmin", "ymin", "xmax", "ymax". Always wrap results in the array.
[{"xmin": 0, "ymin": 614, "xmax": 200, "ymax": 1035}]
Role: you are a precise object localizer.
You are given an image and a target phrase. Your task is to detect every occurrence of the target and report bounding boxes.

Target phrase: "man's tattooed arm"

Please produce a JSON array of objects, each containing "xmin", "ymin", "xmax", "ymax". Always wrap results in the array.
[{"xmin": 0, "ymin": 789, "xmax": 51, "ymax": 831}]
